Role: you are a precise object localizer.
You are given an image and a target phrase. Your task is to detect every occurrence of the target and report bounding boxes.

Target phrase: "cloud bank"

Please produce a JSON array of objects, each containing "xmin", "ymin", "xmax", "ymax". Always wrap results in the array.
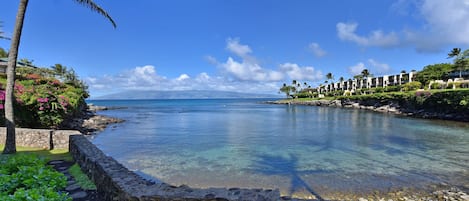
[
  {"xmin": 86, "ymin": 38, "xmax": 324, "ymax": 97},
  {"xmin": 337, "ymin": 0, "xmax": 469, "ymax": 52},
  {"xmin": 217, "ymin": 38, "xmax": 323, "ymax": 82}
]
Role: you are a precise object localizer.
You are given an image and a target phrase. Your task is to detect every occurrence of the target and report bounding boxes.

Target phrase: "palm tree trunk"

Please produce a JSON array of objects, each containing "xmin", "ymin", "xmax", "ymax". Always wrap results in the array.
[{"xmin": 3, "ymin": 0, "xmax": 29, "ymax": 154}]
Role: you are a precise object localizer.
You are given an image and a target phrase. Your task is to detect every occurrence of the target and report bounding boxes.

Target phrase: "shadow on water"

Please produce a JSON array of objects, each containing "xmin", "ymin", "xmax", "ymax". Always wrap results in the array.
[{"xmin": 250, "ymin": 153, "xmax": 326, "ymax": 200}]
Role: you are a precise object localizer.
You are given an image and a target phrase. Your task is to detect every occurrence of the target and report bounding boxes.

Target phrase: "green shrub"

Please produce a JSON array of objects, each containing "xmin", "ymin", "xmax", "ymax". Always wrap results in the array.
[
  {"xmin": 430, "ymin": 82, "xmax": 444, "ymax": 89},
  {"xmin": 374, "ymin": 87, "xmax": 385, "ymax": 93},
  {"xmin": 0, "ymin": 154, "xmax": 71, "ymax": 201},
  {"xmin": 384, "ymin": 85, "xmax": 401, "ymax": 92},
  {"xmin": 402, "ymin": 81, "xmax": 422, "ymax": 92},
  {"xmin": 0, "ymin": 71, "xmax": 87, "ymax": 128}
]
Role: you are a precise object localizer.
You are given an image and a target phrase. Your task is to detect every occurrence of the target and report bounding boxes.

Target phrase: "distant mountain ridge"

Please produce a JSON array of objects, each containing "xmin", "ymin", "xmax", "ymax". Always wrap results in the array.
[{"xmin": 93, "ymin": 90, "xmax": 282, "ymax": 100}]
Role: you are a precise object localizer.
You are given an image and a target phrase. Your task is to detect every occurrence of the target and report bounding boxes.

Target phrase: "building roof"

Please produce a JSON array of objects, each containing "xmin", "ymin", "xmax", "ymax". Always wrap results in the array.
[{"xmin": 0, "ymin": 57, "xmax": 38, "ymax": 68}]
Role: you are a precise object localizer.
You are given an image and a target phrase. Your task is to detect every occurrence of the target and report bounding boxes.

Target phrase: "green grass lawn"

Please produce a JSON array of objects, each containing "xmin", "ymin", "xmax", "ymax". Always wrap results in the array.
[{"xmin": 0, "ymin": 145, "xmax": 96, "ymax": 190}]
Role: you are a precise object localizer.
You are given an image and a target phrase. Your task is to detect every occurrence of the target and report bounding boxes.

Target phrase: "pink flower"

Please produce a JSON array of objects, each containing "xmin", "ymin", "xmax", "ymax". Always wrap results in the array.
[
  {"xmin": 39, "ymin": 106, "xmax": 44, "ymax": 111},
  {"xmin": 37, "ymin": 97, "xmax": 49, "ymax": 103},
  {"xmin": 0, "ymin": 104, "xmax": 4, "ymax": 110},
  {"xmin": 0, "ymin": 91, "xmax": 5, "ymax": 101}
]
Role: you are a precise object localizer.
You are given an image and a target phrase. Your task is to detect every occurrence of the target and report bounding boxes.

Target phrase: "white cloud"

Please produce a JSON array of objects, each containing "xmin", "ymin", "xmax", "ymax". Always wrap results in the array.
[
  {"xmin": 226, "ymin": 38, "xmax": 252, "ymax": 58},
  {"xmin": 348, "ymin": 62, "xmax": 366, "ymax": 76},
  {"xmin": 367, "ymin": 59, "xmax": 391, "ymax": 75},
  {"xmin": 309, "ymin": 43, "xmax": 327, "ymax": 57},
  {"xmin": 347, "ymin": 59, "xmax": 392, "ymax": 77},
  {"xmin": 204, "ymin": 55, "xmax": 218, "ymax": 65},
  {"xmin": 217, "ymin": 38, "xmax": 323, "ymax": 82},
  {"xmin": 409, "ymin": 0, "xmax": 469, "ymax": 51},
  {"xmin": 84, "ymin": 65, "xmax": 166, "ymax": 93},
  {"xmin": 336, "ymin": 22, "xmax": 400, "ymax": 47},
  {"xmin": 84, "ymin": 66, "xmax": 283, "ymax": 97},
  {"xmin": 176, "ymin": 74, "xmax": 190, "ymax": 81},
  {"xmin": 86, "ymin": 38, "xmax": 326, "ymax": 97},
  {"xmin": 221, "ymin": 57, "xmax": 284, "ymax": 81},
  {"xmin": 338, "ymin": 0, "xmax": 469, "ymax": 51},
  {"xmin": 279, "ymin": 63, "xmax": 323, "ymax": 81}
]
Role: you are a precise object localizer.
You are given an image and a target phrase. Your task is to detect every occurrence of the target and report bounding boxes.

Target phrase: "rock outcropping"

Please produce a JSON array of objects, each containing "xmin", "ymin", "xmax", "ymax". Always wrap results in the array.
[
  {"xmin": 60, "ymin": 104, "xmax": 124, "ymax": 134},
  {"xmin": 268, "ymin": 99, "xmax": 469, "ymax": 122}
]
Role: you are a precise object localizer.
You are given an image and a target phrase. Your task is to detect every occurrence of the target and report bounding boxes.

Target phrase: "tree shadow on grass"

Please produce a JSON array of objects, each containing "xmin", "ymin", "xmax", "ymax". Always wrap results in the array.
[
  {"xmin": 0, "ymin": 146, "xmax": 72, "ymax": 161},
  {"xmin": 250, "ymin": 153, "xmax": 327, "ymax": 200}
]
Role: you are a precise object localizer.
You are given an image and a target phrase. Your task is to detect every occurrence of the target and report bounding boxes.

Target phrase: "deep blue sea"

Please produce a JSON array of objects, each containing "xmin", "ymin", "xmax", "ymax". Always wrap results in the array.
[{"xmin": 88, "ymin": 99, "xmax": 469, "ymax": 199}]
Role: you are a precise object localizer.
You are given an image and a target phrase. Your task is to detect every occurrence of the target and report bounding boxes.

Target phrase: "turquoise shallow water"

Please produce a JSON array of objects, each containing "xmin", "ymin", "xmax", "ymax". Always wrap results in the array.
[{"xmin": 89, "ymin": 99, "xmax": 469, "ymax": 198}]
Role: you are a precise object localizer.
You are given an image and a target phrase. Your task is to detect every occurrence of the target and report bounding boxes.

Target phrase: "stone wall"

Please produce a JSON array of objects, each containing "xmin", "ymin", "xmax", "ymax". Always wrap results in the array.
[
  {"xmin": 69, "ymin": 135, "xmax": 288, "ymax": 201},
  {"xmin": 0, "ymin": 127, "xmax": 80, "ymax": 149}
]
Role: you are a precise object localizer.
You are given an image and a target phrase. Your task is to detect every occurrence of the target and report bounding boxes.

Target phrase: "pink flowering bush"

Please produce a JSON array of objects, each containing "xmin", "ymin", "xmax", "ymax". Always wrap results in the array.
[{"xmin": 0, "ymin": 73, "xmax": 87, "ymax": 128}]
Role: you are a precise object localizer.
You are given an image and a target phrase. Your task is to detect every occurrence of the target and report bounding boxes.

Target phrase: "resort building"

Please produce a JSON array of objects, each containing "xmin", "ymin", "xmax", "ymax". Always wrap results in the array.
[{"xmin": 320, "ymin": 71, "xmax": 416, "ymax": 93}]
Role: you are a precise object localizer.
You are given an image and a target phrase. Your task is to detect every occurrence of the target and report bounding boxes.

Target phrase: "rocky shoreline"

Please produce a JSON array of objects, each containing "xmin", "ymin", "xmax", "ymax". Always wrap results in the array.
[
  {"xmin": 60, "ymin": 104, "xmax": 125, "ymax": 135},
  {"xmin": 267, "ymin": 99, "xmax": 469, "ymax": 122}
]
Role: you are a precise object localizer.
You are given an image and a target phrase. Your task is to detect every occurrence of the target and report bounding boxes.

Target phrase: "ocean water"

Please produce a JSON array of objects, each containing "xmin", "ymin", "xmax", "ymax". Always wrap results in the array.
[{"xmin": 89, "ymin": 99, "xmax": 469, "ymax": 199}]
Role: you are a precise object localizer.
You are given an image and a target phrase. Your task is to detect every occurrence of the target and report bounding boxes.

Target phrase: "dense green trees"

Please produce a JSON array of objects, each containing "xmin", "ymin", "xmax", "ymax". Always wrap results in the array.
[
  {"xmin": 414, "ymin": 63, "xmax": 453, "ymax": 85},
  {"xmin": 3, "ymin": 0, "xmax": 116, "ymax": 154}
]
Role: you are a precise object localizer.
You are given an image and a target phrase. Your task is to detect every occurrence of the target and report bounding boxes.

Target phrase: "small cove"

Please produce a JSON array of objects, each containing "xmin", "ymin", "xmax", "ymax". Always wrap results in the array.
[{"xmin": 89, "ymin": 99, "xmax": 469, "ymax": 199}]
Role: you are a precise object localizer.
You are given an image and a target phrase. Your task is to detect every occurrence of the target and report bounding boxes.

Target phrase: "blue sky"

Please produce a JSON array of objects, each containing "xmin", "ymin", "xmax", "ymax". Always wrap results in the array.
[{"xmin": 1, "ymin": 0, "xmax": 468, "ymax": 98}]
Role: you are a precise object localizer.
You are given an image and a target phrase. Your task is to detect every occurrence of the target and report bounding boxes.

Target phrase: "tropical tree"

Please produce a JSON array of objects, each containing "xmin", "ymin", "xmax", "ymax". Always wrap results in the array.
[
  {"xmin": 3, "ymin": 0, "xmax": 116, "ymax": 154},
  {"xmin": 51, "ymin": 63, "xmax": 68, "ymax": 78},
  {"xmin": 291, "ymin": 80, "xmax": 298, "ymax": 93},
  {"xmin": 326, "ymin": 72, "xmax": 334, "ymax": 83},
  {"xmin": 18, "ymin": 58, "xmax": 33, "ymax": 65},
  {"xmin": 0, "ymin": 20, "xmax": 9, "ymax": 40},
  {"xmin": 447, "ymin": 48, "xmax": 469, "ymax": 78},
  {"xmin": 279, "ymin": 83, "xmax": 296, "ymax": 98},
  {"xmin": 448, "ymin": 48, "xmax": 461, "ymax": 59},
  {"xmin": 414, "ymin": 63, "xmax": 453, "ymax": 85},
  {"xmin": 361, "ymin": 69, "xmax": 371, "ymax": 79},
  {"xmin": 0, "ymin": 47, "xmax": 7, "ymax": 57}
]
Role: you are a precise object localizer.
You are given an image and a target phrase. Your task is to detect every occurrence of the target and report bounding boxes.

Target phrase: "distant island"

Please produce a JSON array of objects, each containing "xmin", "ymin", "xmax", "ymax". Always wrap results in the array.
[{"xmin": 92, "ymin": 90, "xmax": 282, "ymax": 100}]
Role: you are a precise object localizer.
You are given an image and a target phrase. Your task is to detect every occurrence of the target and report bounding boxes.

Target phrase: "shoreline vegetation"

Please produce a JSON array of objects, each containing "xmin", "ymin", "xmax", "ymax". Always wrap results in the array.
[
  {"xmin": 276, "ymin": 48, "xmax": 469, "ymax": 124},
  {"xmin": 268, "ymin": 89, "xmax": 469, "ymax": 122}
]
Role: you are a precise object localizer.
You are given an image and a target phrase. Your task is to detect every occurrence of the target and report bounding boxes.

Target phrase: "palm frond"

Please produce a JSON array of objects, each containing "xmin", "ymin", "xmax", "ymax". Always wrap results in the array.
[
  {"xmin": 447, "ymin": 48, "xmax": 461, "ymax": 59},
  {"xmin": 74, "ymin": 0, "xmax": 116, "ymax": 28}
]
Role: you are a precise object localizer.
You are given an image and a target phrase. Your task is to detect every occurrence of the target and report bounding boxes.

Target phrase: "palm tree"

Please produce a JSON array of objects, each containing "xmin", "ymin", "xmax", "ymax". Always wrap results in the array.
[
  {"xmin": 0, "ymin": 21, "xmax": 10, "ymax": 40},
  {"xmin": 326, "ymin": 72, "xmax": 334, "ymax": 83},
  {"xmin": 447, "ymin": 48, "xmax": 469, "ymax": 78},
  {"xmin": 447, "ymin": 48, "xmax": 461, "ymax": 59},
  {"xmin": 361, "ymin": 69, "xmax": 370, "ymax": 79},
  {"xmin": 279, "ymin": 83, "xmax": 291, "ymax": 98},
  {"xmin": 3, "ymin": 0, "xmax": 116, "ymax": 154},
  {"xmin": 51, "ymin": 63, "xmax": 68, "ymax": 78}
]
